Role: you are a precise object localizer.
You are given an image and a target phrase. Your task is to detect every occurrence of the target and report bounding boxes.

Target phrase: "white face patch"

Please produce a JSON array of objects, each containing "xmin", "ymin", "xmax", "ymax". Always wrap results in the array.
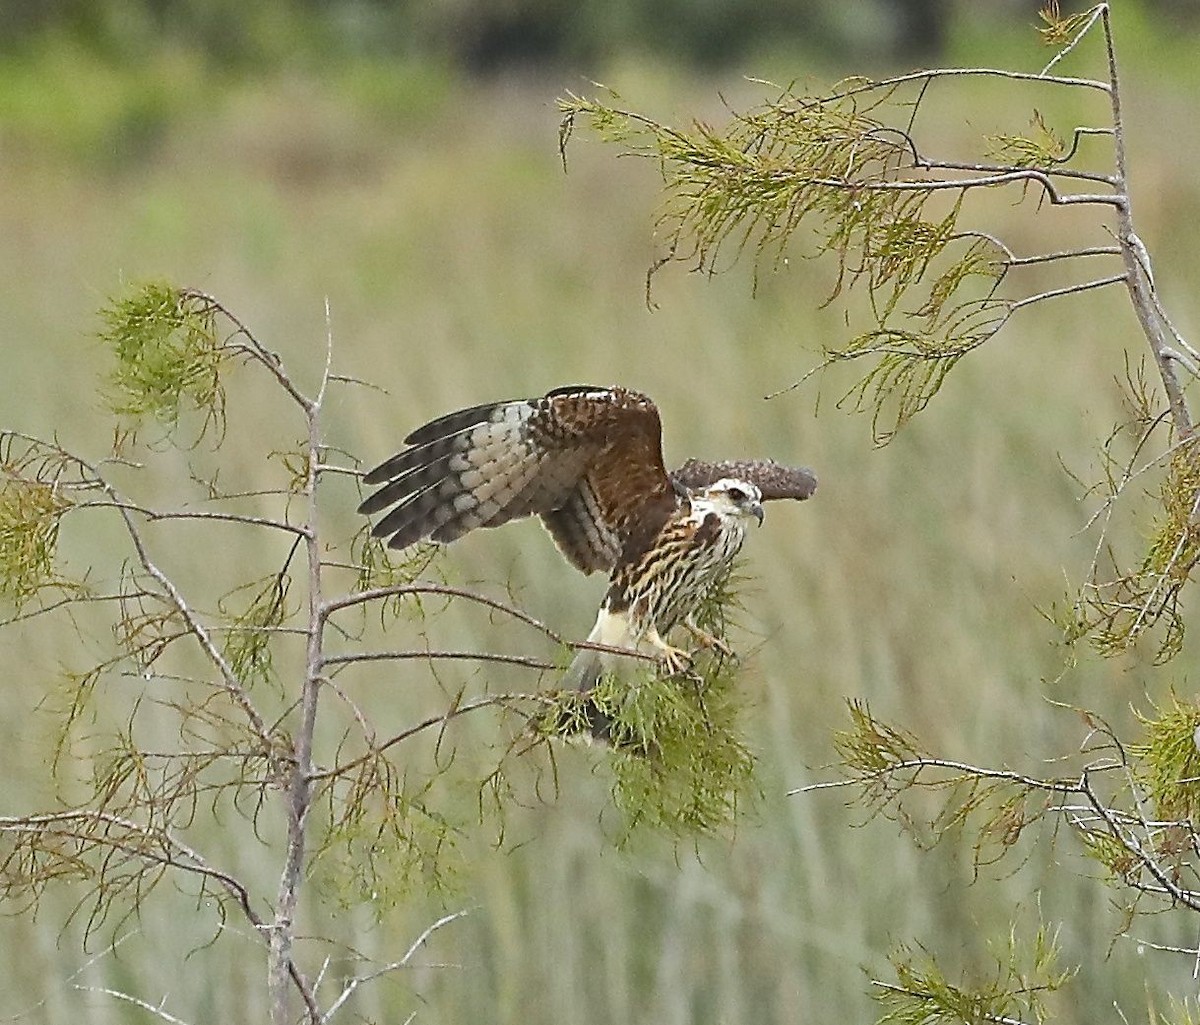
[{"xmin": 698, "ymin": 478, "xmax": 763, "ymax": 520}]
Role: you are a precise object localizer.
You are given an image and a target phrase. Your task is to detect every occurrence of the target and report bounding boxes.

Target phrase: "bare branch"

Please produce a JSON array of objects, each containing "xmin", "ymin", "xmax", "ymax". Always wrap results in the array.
[
  {"xmin": 1100, "ymin": 8, "xmax": 1193, "ymax": 439},
  {"xmin": 1041, "ymin": 4, "xmax": 1107, "ymax": 76},
  {"xmin": 308, "ymin": 694, "xmax": 547, "ymax": 783},
  {"xmin": 1078, "ymin": 768, "xmax": 1200, "ymax": 913},
  {"xmin": 320, "ymin": 910, "xmax": 469, "ymax": 1023},
  {"xmin": 1007, "ymin": 273, "xmax": 1127, "ymax": 314},
  {"xmin": 321, "ymin": 582, "xmax": 566, "ymax": 644},
  {"xmin": 82, "ymin": 501, "xmax": 312, "ymax": 538},
  {"xmin": 826, "ymin": 65, "xmax": 1111, "ymax": 100},
  {"xmin": 267, "ymin": 336, "xmax": 327, "ymax": 1025},
  {"xmin": 179, "ymin": 288, "xmax": 313, "ymax": 413},
  {"xmin": 72, "ymin": 986, "xmax": 197, "ymax": 1025},
  {"xmin": 323, "ymin": 649, "xmax": 558, "ymax": 672}
]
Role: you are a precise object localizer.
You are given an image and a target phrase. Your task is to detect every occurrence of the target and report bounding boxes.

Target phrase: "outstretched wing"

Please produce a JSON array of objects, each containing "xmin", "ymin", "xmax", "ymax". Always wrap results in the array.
[
  {"xmin": 670, "ymin": 458, "xmax": 818, "ymax": 501},
  {"xmin": 359, "ymin": 386, "xmax": 678, "ymax": 572}
]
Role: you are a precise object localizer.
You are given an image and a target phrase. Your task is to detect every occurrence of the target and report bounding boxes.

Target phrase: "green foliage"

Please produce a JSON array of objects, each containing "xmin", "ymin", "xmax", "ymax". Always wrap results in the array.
[
  {"xmin": 97, "ymin": 282, "xmax": 228, "ymax": 436},
  {"xmin": 833, "ymin": 701, "xmax": 1070, "ymax": 869},
  {"xmin": 834, "ymin": 698, "xmax": 926, "ymax": 778},
  {"xmin": 559, "ymin": 85, "xmax": 1009, "ymax": 443},
  {"xmin": 1081, "ymin": 439, "xmax": 1200, "ymax": 663},
  {"xmin": 561, "ymin": 86, "xmax": 975, "ymax": 304},
  {"xmin": 1150, "ymin": 1000, "xmax": 1200, "ymax": 1025},
  {"xmin": 1077, "ymin": 827, "xmax": 1139, "ymax": 884},
  {"xmin": 873, "ymin": 925, "xmax": 1074, "ymax": 1025},
  {"xmin": 0, "ymin": 441, "xmax": 72, "ymax": 610},
  {"xmin": 1133, "ymin": 693, "xmax": 1200, "ymax": 822},
  {"xmin": 317, "ymin": 770, "xmax": 461, "ymax": 911},
  {"xmin": 111, "ymin": 583, "xmax": 181, "ymax": 669},
  {"xmin": 218, "ymin": 573, "xmax": 290, "ymax": 691},
  {"xmin": 986, "ymin": 110, "xmax": 1067, "ymax": 169},
  {"xmin": 833, "ymin": 329, "xmax": 966, "ymax": 443},
  {"xmin": 1038, "ymin": 3, "xmax": 1101, "ymax": 49},
  {"xmin": 536, "ymin": 657, "xmax": 756, "ymax": 841},
  {"xmin": 1141, "ymin": 445, "xmax": 1200, "ymax": 647},
  {"xmin": 605, "ymin": 663, "xmax": 757, "ymax": 840}
]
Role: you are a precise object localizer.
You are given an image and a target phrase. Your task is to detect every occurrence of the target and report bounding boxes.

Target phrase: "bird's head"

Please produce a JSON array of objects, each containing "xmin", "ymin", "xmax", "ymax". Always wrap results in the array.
[{"xmin": 701, "ymin": 478, "xmax": 764, "ymax": 526}]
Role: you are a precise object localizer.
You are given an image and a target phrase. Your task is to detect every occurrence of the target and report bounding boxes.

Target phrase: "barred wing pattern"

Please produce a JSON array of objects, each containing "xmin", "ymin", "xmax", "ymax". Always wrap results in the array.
[
  {"xmin": 360, "ymin": 385, "xmax": 820, "ymax": 691},
  {"xmin": 359, "ymin": 386, "xmax": 679, "ymax": 571},
  {"xmin": 670, "ymin": 458, "xmax": 818, "ymax": 502}
]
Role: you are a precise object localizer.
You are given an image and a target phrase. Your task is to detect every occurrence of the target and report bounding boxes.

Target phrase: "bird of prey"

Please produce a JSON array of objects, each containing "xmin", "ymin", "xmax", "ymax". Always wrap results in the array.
[{"xmin": 358, "ymin": 385, "xmax": 817, "ymax": 691}]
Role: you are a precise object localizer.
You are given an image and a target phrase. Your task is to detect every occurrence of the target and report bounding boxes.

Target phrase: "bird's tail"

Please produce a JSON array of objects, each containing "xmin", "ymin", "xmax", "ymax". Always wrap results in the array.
[
  {"xmin": 561, "ymin": 608, "xmax": 633, "ymax": 693},
  {"xmin": 561, "ymin": 648, "xmax": 604, "ymax": 693}
]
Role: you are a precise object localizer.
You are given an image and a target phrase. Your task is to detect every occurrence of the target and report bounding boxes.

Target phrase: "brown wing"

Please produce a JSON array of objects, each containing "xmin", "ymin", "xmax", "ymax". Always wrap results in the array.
[
  {"xmin": 670, "ymin": 458, "xmax": 818, "ymax": 501},
  {"xmin": 359, "ymin": 386, "xmax": 679, "ymax": 571}
]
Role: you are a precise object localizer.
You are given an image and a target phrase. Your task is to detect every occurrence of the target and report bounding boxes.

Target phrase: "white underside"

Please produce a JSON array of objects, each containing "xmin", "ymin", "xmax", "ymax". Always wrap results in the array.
[{"xmin": 585, "ymin": 607, "xmax": 640, "ymax": 665}]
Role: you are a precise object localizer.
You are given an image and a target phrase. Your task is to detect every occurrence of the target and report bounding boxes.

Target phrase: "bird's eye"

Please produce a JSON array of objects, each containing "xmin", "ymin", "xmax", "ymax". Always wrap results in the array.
[{"xmin": 728, "ymin": 486, "xmax": 746, "ymax": 502}]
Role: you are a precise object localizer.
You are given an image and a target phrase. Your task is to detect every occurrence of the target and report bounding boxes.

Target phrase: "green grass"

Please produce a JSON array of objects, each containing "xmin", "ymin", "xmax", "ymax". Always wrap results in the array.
[{"xmin": 2, "ymin": 30, "xmax": 1200, "ymax": 1025}]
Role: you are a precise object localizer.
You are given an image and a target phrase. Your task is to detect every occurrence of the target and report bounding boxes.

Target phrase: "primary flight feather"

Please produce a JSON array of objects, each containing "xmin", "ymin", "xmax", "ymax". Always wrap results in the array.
[{"xmin": 359, "ymin": 385, "xmax": 817, "ymax": 689}]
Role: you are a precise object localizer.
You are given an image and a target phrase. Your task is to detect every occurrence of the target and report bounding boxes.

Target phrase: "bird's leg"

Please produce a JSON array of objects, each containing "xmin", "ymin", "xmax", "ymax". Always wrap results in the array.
[
  {"xmin": 683, "ymin": 615, "xmax": 736, "ymax": 660},
  {"xmin": 644, "ymin": 626, "xmax": 693, "ymax": 676}
]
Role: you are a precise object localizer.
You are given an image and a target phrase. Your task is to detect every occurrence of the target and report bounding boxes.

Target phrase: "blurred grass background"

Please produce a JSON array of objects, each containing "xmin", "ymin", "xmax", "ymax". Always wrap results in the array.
[{"xmin": 3, "ymin": 1, "xmax": 1200, "ymax": 1021}]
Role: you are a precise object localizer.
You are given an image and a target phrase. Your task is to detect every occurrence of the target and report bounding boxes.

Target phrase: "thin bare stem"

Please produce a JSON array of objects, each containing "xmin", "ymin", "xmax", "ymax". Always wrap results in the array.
[
  {"xmin": 82, "ymin": 501, "xmax": 312, "ymax": 538},
  {"xmin": 180, "ymin": 289, "xmax": 314, "ymax": 414},
  {"xmin": 1041, "ymin": 4, "xmax": 1107, "ymax": 76},
  {"xmin": 322, "ymin": 582, "xmax": 566, "ymax": 644},
  {"xmin": 320, "ymin": 910, "xmax": 469, "ymax": 1023},
  {"xmin": 1007, "ymin": 273, "xmax": 1127, "ymax": 313},
  {"xmin": 72, "ymin": 986, "xmax": 196, "ymax": 1025},
  {"xmin": 323, "ymin": 649, "xmax": 557, "ymax": 672},
  {"xmin": 1100, "ymin": 6, "xmax": 1193, "ymax": 438},
  {"xmin": 309, "ymin": 694, "xmax": 546, "ymax": 783},
  {"xmin": 826, "ymin": 65, "xmax": 1111, "ymax": 100},
  {"xmin": 267, "ymin": 343, "xmax": 324, "ymax": 1025}
]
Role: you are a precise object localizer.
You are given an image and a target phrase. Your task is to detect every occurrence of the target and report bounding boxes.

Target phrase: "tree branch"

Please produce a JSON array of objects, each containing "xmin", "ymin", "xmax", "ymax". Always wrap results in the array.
[
  {"xmin": 1100, "ymin": 6, "xmax": 1193, "ymax": 439},
  {"xmin": 72, "ymin": 986, "xmax": 197, "ymax": 1025},
  {"xmin": 320, "ymin": 910, "xmax": 468, "ymax": 1023},
  {"xmin": 179, "ymin": 289, "xmax": 314, "ymax": 414},
  {"xmin": 321, "ymin": 582, "xmax": 566, "ymax": 644},
  {"xmin": 308, "ymin": 694, "xmax": 547, "ymax": 783},
  {"xmin": 322, "ymin": 649, "xmax": 558, "ymax": 672}
]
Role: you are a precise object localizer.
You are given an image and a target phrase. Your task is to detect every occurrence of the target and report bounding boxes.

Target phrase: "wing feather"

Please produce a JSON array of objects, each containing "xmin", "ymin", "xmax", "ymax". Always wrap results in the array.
[
  {"xmin": 670, "ymin": 458, "xmax": 818, "ymax": 501},
  {"xmin": 359, "ymin": 386, "xmax": 677, "ymax": 562},
  {"xmin": 540, "ymin": 480, "xmax": 622, "ymax": 573}
]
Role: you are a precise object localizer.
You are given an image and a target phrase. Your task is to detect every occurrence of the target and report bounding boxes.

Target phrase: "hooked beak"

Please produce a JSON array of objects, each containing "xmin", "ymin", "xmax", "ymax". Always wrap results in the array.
[{"xmin": 751, "ymin": 502, "xmax": 764, "ymax": 526}]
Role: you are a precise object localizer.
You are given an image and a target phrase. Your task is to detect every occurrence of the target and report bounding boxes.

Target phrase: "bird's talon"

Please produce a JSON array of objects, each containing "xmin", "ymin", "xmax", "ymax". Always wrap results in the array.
[
  {"xmin": 711, "ymin": 637, "xmax": 737, "ymax": 660},
  {"xmin": 659, "ymin": 647, "xmax": 694, "ymax": 676},
  {"xmin": 685, "ymin": 621, "xmax": 737, "ymax": 661}
]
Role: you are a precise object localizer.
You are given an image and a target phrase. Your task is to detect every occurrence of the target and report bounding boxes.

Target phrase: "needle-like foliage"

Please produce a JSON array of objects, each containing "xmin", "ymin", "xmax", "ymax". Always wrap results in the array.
[
  {"xmin": 561, "ymin": 4, "xmax": 1200, "ymax": 661},
  {"xmin": 4, "ymin": 281, "xmax": 769, "ymax": 1022},
  {"xmin": 873, "ymin": 927, "xmax": 1074, "ymax": 1025},
  {"xmin": 1132, "ymin": 693, "xmax": 1200, "ymax": 822},
  {"xmin": 0, "ymin": 438, "xmax": 73, "ymax": 610},
  {"xmin": 97, "ymin": 280, "xmax": 228, "ymax": 436}
]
